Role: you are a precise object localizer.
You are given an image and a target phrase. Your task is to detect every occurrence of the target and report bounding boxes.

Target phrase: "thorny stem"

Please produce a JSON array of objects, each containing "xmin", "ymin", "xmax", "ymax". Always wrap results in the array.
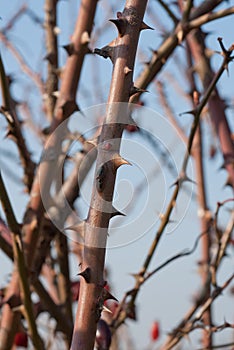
[{"xmin": 71, "ymin": 1, "xmax": 148, "ymax": 349}]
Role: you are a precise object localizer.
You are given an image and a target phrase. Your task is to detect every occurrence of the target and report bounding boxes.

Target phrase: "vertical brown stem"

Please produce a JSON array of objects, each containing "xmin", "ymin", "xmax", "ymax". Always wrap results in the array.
[{"xmin": 71, "ymin": 1, "xmax": 148, "ymax": 349}]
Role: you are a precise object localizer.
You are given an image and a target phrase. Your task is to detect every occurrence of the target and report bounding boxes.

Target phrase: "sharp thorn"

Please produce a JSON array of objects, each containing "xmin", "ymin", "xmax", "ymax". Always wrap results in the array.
[
  {"xmin": 179, "ymin": 109, "xmax": 196, "ymax": 116},
  {"xmin": 109, "ymin": 18, "xmax": 126, "ymax": 37},
  {"xmin": 217, "ymin": 37, "xmax": 227, "ymax": 53},
  {"xmin": 140, "ymin": 21, "xmax": 154, "ymax": 31},
  {"xmin": 101, "ymin": 288, "xmax": 118, "ymax": 302},
  {"xmin": 94, "ymin": 44, "xmax": 114, "ymax": 60},
  {"xmin": 78, "ymin": 267, "xmax": 91, "ymax": 283},
  {"xmin": 110, "ymin": 205, "xmax": 125, "ymax": 218},
  {"xmin": 61, "ymin": 100, "xmax": 80, "ymax": 118},
  {"xmin": 62, "ymin": 43, "xmax": 75, "ymax": 56},
  {"xmin": 43, "ymin": 52, "xmax": 56, "ymax": 64},
  {"xmin": 112, "ymin": 154, "xmax": 132, "ymax": 170},
  {"xmin": 124, "ymin": 66, "xmax": 132, "ymax": 75}
]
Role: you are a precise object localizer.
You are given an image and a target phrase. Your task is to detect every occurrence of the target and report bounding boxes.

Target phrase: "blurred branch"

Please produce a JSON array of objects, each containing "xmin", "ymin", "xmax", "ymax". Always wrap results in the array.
[
  {"xmin": 211, "ymin": 198, "xmax": 234, "ymax": 285},
  {"xmin": 0, "ymin": 217, "xmax": 13, "ymax": 260},
  {"xmin": 181, "ymin": 0, "xmax": 193, "ymax": 23},
  {"xmin": 54, "ymin": 233, "xmax": 73, "ymax": 329},
  {"xmin": 185, "ymin": 40, "xmax": 213, "ymax": 348},
  {"xmin": 0, "ymin": 4, "xmax": 28, "ymax": 33},
  {"xmin": 144, "ymin": 231, "xmax": 206, "ymax": 282},
  {"xmin": 0, "ymin": 32, "xmax": 44, "ymax": 93},
  {"xmin": 196, "ymin": 341, "xmax": 234, "ymax": 350},
  {"xmin": 156, "ymin": 80, "xmax": 187, "ymax": 144},
  {"xmin": 131, "ymin": 0, "xmax": 233, "ymax": 101},
  {"xmin": 32, "ymin": 140, "xmax": 97, "ymax": 276},
  {"xmin": 0, "ymin": 171, "xmax": 45, "ymax": 349},
  {"xmin": 187, "ymin": 30, "xmax": 234, "ymax": 188},
  {"xmin": 112, "ymin": 38, "xmax": 234, "ymax": 332},
  {"xmin": 156, "ymin": 0, "xmax": 178, "ymax": 24},
  {"xmin": 0, "ymin": 219, "xmax": 73, "ymax": 339},
  {"xmin": 189, "ymin": 6, "xmax": 234, "ymax": 30},
  {"xmin": 0, "ymin": 54, "xmax": 36, "ymax": 191},
  {"xmin": 44, "ymin": 0, "xmax": 58, "ymax": 121}
]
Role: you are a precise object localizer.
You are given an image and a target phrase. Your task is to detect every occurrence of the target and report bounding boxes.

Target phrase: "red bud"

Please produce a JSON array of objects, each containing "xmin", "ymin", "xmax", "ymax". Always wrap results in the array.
[
  {"xmin": 14, "ymin": 332, "xmax": 28, "ymax": 347},
  {"xmin": 151, "ymin": 321, "xmax": 160, "ymax": 342}
]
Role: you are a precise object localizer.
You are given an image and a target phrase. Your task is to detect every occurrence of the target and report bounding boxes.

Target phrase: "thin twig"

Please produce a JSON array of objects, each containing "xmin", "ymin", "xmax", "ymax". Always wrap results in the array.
[
  {"xmin": 145, "ymin": 231, "xmax": 206, "ymax": 282},
  {"xmin": 156, "ymin": 0, "xmax": 178, "ymax": 24},
  {"xmin": 189, "ymin": 6, "xmax": 234, "ymax": 30},
  {"xmin": 0, "ymin": 32, "xmax": 45, "ymax": 93}
]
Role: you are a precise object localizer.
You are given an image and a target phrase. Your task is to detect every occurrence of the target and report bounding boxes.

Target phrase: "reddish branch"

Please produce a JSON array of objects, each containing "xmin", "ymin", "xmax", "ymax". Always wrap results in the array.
[
  {"xmin": 193, "ymin": 105, "xmax": 213, "ymax": 348},
  {"xmin": 185, "ymin": 37, "xmax": 213, "ymax": 348}
]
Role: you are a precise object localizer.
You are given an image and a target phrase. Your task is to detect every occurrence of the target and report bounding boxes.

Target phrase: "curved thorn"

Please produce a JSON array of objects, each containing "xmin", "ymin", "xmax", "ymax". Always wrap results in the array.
[
  {"xmin": 141, "ymin": 21, "xmax": 154, "ymax": 31},
  {"xmin": 109, "ymin": 18, "xmax": 126, "ymax": 37},
  {"xmin": 112, "ymin": 154, "xmax": 132, "ymax": 170},
  {"xmin": 78, "ymin": 267, "xmax": 91, "ymax": 283},
  {"xmin": 62, "ymin": 43, "xmax": 75, "ymax": 56},
  {"xmin": 101, "ymin": 288, "xmax": 118, "ymax": 302},
  {"xmin": 110, "ymin": 205, "xmax": 125, "ymax": 218}
]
